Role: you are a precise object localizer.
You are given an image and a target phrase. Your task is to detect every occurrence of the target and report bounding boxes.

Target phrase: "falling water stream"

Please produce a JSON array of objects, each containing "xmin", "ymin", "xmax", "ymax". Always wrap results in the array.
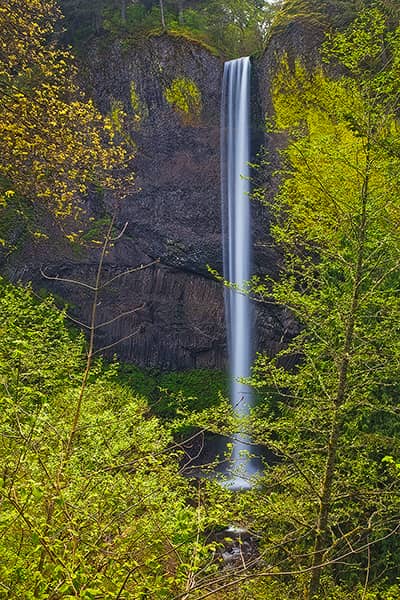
[{"xmin": 221, "ymin": 57, "xmax": 258, "ymax": 490}]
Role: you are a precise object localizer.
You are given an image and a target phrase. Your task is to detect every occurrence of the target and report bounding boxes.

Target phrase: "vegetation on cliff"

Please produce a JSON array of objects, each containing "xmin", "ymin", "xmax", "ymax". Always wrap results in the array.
[
  {"xmin": 0, "ymin": 0, "xmax": 133, "ymax": 222},
  {"xmin": 58, "ymin": 0, "xmax": 400, "ymax": 58},
  {"xmin": 164, "ymin": 77, "xmax": 203, "ymax": 123},
  {"xmin": 60, "ymin": 0, "xmax": 280, "ymax": 57}
]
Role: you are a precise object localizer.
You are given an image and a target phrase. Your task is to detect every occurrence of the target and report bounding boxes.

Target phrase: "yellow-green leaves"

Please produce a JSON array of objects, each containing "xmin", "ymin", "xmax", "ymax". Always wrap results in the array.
[
  {"xmin": 110, "ymin": 98, "xmax": 126, "ymax": 134},
  {"xmin": 271, "ymin": 13, "xmax": 400, "ymax": 255},
  {"xmin": 164, "ymin": 77, "xmax": 202, "ymax": 124},
  {"xmin": 0, "ymin": 0, "xmax": 133, "ymax": 219},
  {"xmin": 323, "ymin": 8, "xmax": 387, "ymax": 73},
  {"xmin": 130, "ymin": 80, "xmax": 148, "ymax": 124}
]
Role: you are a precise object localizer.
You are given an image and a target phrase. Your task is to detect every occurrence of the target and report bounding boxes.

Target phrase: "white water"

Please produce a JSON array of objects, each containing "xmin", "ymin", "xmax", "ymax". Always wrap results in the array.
[{"xmin": 221, "ymin": 57, "xmax": 257, "ymax": 490}]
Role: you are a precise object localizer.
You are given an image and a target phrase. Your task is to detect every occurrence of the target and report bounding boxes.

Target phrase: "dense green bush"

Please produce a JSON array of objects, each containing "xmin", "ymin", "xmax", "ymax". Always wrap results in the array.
[
  {"xmin": 117, "ymin": 364, "xmax": 227, "ymax": 420},
  {"xmin": 0, "ymin": 281, "xmax": 224, "ymax": 598}
]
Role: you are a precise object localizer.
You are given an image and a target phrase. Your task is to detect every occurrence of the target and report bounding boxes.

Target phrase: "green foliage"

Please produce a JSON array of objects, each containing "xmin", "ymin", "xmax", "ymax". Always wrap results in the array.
[
  {"xmin": 59, "ymin": 0, "xmax": 400, "ymax": 60},
  {"xmin": 271, "ymin": 0, "xmax": 400, "ymax": 41},
  {"xmin": 61, "ymin": 0, "xmax": 280, "ymax": 58},
  {"xmin": 0, "ymin": 184, "xmax": 35, "ymax": 253},
  {"xmin": 0, "ymin": 0, "xmax": 133, "ymax": 221},
  {"xmin": 0, "ymin": 279, "xmax": 84, "ymax": 405},
  {"xmin": 130, "ymin": 81, "xmax": 140, "ymax": 114},
  {"xmin": 0, "ymin": 280, "xmax": 229, "ymax": 598},
  {"xmin": 80, "ymin": 215, "xmax": 112, "ymax": 243},
  {"xmin": 164, "ymin": 77, "xmax": 202, "ymax": 122},
  {"xmin": 108, "ymin": 96, "xmax": 136, "ymax": 149},
  {"xmin": 129, "ymin": 80, "xmax": 149, "ymax": 123},
  {"xmin": 273, "ymin": 0, "xmax": 358, "ymax": 30},
  {"xmin": 323, "ymin": 6, "xmax": 388, "ymax": 72},
  {"xmin": 110, "ymin": 98, "xmax": 125, "ymax": 133},
  {"xmin": 103, "ymin": 2, "xmax": 164, "ymax": 37},
  {"xmin": 117, "ymin": 364, "xmax": 227, "ymax": 420},
  {"xmin": 251, "ymin": 7, "xmax": 400, "ymax": 597},
  {"xmin": 157, "ymin": 369, "xmax": 228, "ymax": 422}
]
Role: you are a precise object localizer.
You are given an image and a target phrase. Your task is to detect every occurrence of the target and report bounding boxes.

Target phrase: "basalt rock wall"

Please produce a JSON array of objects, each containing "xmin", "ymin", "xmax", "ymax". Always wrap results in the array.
[{"xmin": 3, "ymin": 26, "xmax": 323, "ymax": 369}]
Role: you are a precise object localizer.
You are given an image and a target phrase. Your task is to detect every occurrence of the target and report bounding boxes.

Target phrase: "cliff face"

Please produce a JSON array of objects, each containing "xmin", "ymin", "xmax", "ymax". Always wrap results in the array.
[
  {"xmin": 3, "ymin": 29, "xmax": 315, "ymax": 370},
  {"xmin": 84, "ymin": 34, "xmax": 228, "ymax": 369},
  {"xmin": 256, "ymin": 19, "xmax": 325, "ymax": 120}
]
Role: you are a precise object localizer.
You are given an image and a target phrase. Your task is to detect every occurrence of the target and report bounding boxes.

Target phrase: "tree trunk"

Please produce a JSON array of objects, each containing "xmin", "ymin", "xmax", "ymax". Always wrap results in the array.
[
  {"xmin": 307, "ymin": 150, "xmax": 370, "ymax": 599},
  {"xmin": 178, "ymin": 0, "xmax": 184, "ymax": 24},
  {"xmin": 159, "ymin": 0, "xmax": 166, "ymax": 30},
  {"xmin": 93, "ymin": 1, "xmax": 103, "ymax": 34},
  {"xmin": 121, "ymin": 0, "xmax": 127, "ymax": 22}
]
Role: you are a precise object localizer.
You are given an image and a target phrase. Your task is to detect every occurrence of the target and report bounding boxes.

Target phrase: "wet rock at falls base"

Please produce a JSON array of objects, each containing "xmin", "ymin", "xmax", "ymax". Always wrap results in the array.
[
  {"xmin": 179, "ymin": 430, "xmax": 278, "ymax": 485},
  {"xmin": 212, "ymin": 527, "xmax": 261, "ymax": 570}
]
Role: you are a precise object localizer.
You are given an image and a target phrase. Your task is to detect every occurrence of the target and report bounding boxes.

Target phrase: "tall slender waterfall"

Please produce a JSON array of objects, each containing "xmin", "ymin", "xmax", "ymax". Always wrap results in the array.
[{"xmin": 221, "ymin": 57, "xmax": 257, "ymax": 490}]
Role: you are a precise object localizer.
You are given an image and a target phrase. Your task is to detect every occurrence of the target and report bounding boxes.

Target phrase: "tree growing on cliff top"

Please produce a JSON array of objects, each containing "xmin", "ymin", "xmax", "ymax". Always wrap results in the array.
[
  {"xmin": 276, "ymin": 0, "xmax": 400, "ymax": 30},
  {"xmin": 0, "ymin": 0, "xmax": 133, "ymax": 218},
  {"xmin": 250, "ymin": 7, "xmax": 400, "ymax": 599}
]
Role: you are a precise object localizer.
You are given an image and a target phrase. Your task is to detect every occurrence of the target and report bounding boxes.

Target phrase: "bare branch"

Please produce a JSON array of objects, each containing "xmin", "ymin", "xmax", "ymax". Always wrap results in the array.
[
  {"xmin": 66, "ymin": 313, "xmax": 91, "ymax": 330},
  {"xmin": 93, "ymin": 327, "xmax": 142, "ymax": 355},
  {"xmin": 95, "ymin": 304, "xmax": 145, "ymax": 329},
  {"xmin": 101, "ymin": 259, "xmax": 159, "ymax": 289},
  {"xmin": 40, "ymin": 268, "xmax": 96, "ymax": 291},
  {"xmin": 111, "ymin": 221, "xmax": 129, "ymax": 242},
  {"xmin": 171, "ymin": 524, "xmax": 400, "ymax": 600}
]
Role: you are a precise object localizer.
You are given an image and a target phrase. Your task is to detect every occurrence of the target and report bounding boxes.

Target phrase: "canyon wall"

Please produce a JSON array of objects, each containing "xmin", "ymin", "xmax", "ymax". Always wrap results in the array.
[{"xmin": 3, "ymin": 24, "xmax": 323, "ymax": 369}]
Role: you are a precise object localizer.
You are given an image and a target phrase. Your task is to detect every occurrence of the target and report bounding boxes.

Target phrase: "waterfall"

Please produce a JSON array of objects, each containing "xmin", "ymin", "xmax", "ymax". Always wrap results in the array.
[{"xmin": 221, "ymin": 57, "xmax": 257, "ymax": 490}]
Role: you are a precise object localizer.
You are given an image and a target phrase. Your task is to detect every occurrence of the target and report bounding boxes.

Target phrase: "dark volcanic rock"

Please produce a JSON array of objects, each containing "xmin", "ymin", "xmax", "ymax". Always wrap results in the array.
[
  {"xmin": 3, "ymin": 32, "xmax": 303, "ymax": 370},
  {"xmin": 86, "ymin": 33, "xmax": 223, "ymax": 277},
  {"xmin": 213, "ymin": 527, "xmax": 261, "ymax": 570}
]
